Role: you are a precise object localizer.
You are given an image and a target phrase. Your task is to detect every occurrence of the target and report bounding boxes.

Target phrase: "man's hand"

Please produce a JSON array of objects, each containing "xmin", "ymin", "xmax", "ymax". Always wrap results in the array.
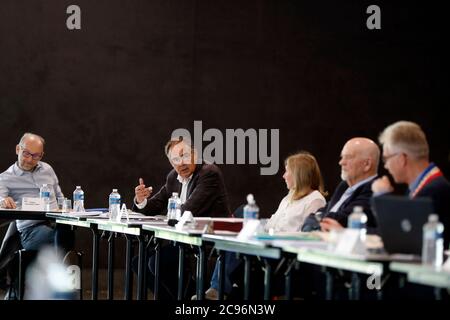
[
  {"xmin": 320, "ymin": 217, "xmax": 344, "ymax": 232},
  {"xmin": 134, "ymin": 178, "xmax": 152, "ymax": 204},
  {"xmin": 371, "ymin": 175, "xmax": 394, "ymax": 194},
  {"xmin": 1, "ymin": 197, "xmax": 17, "ymax": 209}
]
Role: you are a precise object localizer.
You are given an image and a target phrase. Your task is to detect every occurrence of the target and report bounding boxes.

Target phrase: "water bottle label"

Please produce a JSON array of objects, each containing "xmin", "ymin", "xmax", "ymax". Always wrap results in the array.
[
  {"xmin": 109, "ymin": 198, "xmax": 121, "ymax": 205},
  {"xmin": 431, "ymin": 230, "xmax": 443, "ymax": 240},
  {"xmin": 244, "ymin": 210, "xmax": 258, "ymax": 219},
  {"xmin": 40, "ymin": 191, "xmax": 50, "ymax": 198},
  {"xmin": 348, "ymin": 220, "xmax": 364, "ymax": 229},
  {"xmin": 425, "ymin": 230, "xmax": 443, "ymax": 240},
  {"xmin": 168, "ymin": 202, "xmax": 177, "ymax": 210},
  {"xmin": 74, "ymin": 194, "xmax": 84, "ymax": 201}
]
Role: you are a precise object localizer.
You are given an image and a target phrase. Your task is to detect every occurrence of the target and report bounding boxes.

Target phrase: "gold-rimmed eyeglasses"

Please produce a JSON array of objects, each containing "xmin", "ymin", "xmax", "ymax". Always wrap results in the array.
[{"xmin": 382, "ymin": 152, "xmax": 401, "ymax": 164}]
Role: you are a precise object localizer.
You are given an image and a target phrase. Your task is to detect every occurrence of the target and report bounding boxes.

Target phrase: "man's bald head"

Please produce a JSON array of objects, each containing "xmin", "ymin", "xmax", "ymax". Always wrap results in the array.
[
  {"xmin": 16, "ymin": 133, "xmax": 45, "ymax": 171},
  {"xmin": 339, "ymin": 137, "xmax": 380, "ymax": 186},
  {"xmin": 345, "ymin": 137, "xmax": 380, "ymax": 169}
]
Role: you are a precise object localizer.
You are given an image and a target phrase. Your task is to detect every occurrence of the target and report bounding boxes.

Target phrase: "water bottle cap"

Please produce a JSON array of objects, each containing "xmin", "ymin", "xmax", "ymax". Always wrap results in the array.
[
  {"xmin": 42, "ymin": 184, "xmax": 47, "ymax": 187},
  {"xmin": 76, "ymin": 186, "xmax": 81, "ymax": 189},
  {"xmin": 112, "ymin": 189, "xmax": 118, "ymax": 192},
  {"xmin": 172, "ymin": 192, "xmax": 179, "ymax": 197},
  {"xmin": 428, "ymin": 214, "xmax": 439, "ymax": 222},
  {"xmin": 246, "ymin": 194, "xmax": 255, "ymax": 204},
  {"xmin": 353, "ymin": 206, "xmax": 363, "ymax": 213}
]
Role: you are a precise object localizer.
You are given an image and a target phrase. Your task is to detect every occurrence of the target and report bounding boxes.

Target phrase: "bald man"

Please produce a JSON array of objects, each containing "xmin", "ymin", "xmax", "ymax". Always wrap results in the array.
[
  {"xmin": 0, "ymin": 133, "xmax": 67, "ymax": 251},
  {"xmin": 302, "ymin": 137, "xmax": 380, "ymax": 231}
]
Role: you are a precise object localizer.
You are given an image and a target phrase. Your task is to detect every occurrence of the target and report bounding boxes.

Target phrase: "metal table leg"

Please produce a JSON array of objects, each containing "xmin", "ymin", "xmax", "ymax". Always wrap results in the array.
[
  {"xmin": 107, "ymin": 232, "xmax": 115, "ymax": 300},
  {"xmin": 153, "ymin": 239, "xmax": 160, "ymax": 300},
  {"xmin": 90, "ymin": 227, "xmax": 100, "ymax": 300},
  {"xmin": 196, "ymin": 246, "xmax": 205, "ymax": 300},
  {"xmin": 137, "ymin": 234, "xmax": 146, "ymax": 300},
  {"xmin": 124, "ymin": 234, "xmax": 133, "ymax": 300},
  {"xmin": 243, "ymin": 255, "xmax": 251, "ymax": 300},
  {"xmin": 263, "ymin": 259, "xmax": 272, "ymax": 300},
  {"xmin": 325, "ymin": 269, "xmax": 333, "ymax": 300},
  {"xmin": 217, "ymin": 250, "xmax": 225, "ymax": 300},
  {"xmin": 284, "ymin": 259, "xmax": 296, "ymax": 300},
  {"xmin": 177, "ymin": 245, "xmax": 185, "ymax": 300},
  {"xmin": 349, "ymin": 272, "xmax": 361, "ymax": 300}
]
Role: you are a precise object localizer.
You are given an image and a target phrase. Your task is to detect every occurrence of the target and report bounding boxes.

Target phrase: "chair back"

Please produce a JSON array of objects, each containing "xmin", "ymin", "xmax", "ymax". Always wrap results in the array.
[{"xmin": 0, "ymin": 221, "xmax": 22, "ymax": 270}]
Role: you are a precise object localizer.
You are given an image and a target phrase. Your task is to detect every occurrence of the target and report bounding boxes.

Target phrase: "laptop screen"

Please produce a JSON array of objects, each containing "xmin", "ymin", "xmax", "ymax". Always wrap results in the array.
[{"xmin": 371, "ymin": 195, "xmax": 434, "ymax": 255}]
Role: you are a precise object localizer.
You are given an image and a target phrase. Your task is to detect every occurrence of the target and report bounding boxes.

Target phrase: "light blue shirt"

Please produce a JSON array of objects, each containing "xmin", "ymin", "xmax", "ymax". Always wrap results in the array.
[
  {"xmin": 329, "ymin": 175, "xmax": 377, "ymax": 212},
  {"xmin": 0, "ymin": 161, "xmax": 64, "ymax": 232}
]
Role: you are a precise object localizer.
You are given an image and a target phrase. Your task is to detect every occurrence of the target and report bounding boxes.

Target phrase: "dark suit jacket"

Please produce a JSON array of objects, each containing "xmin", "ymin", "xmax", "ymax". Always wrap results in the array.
[
  {"xmin": 132, "ymin": 163, "xmax": 230, "ymax": 218},
  {"xmin": 415, "ymin": 175, "xmax": 450, "ymax": 247},
  {"xmin": 302, "ymin": 177, "xmax": 377, "ymax": 232}
]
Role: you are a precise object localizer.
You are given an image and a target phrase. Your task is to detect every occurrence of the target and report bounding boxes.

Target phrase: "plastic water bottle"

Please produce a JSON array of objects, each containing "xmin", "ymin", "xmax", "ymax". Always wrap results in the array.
[
  {"xmin": 243, "ymin": 194, "xmax": 259, "ymax": 225},
  {"xmin": 347, "ymin": 206, "xmax": 368, "ymax": 242},
  {"xmin": 40, "ymin": 184, "xmax": 51, "ymax": 211},
  {"xmin": 167, "ymin": 192, "xmax": 181, "ymax": 226},
  {"xmin": 109, "ymin": 189, "xmax": 121, "ymax": 221},
  {"xmin": 422, "ymin": 214, "xmax": 444, "ymax": 267},
  {"xmin": 73, "ymin": 186, "xmax": 85, "ymax": 212}
]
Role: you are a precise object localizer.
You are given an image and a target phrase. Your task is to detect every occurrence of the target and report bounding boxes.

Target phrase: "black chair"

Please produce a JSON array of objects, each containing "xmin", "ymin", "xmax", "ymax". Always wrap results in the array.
[
  {"xmin": 0, "ymin": 221, "xmax": 85, "ymax": 300},
  {"xmin": 0, "ymin": 221, "xmax": 37, "ymax": 300}
]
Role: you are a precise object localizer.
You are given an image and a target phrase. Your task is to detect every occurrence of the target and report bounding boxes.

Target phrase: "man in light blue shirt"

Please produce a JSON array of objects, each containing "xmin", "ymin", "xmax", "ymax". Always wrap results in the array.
[{"xmin": 0, "ymin": 133, "xmax": 66, "ymax": 251}]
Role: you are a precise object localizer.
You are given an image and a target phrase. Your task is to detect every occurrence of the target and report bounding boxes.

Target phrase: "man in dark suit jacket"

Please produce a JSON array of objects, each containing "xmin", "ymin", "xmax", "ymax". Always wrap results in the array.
[
  {"xmin": 302, "ymin": 137, "xmax": 380, "ymax": 231},
  {"xmin": 372, "ymin": 121, "xmax": 450, "ymax": 247},
  {"xmin": 132, "ymin": 136, "xmax": 230, "ymax": 299},
  {"xmin": 133, "ymin": 137, "xmax": 230, "ymax": 218},
  {"xmin": 133, "ymin": 163, "xmax": 230, "ymax": 218}
]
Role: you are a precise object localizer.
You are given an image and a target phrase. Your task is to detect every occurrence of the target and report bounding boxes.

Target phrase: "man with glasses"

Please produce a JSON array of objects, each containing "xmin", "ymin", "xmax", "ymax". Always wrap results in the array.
[
  {"xmin": 0, "ymin": 133, "xmax": 68, "ymax": 251},
  {"xmin": 133, "ymin": 136, "xmax": 230, "ymax": 218},
  {"xmin": 372, "ymin": 121, "xmax": 450, "ymax": 247},
  {"xmin": 132, "ymin": 136, "xmax": 230, "ymax": 299}
]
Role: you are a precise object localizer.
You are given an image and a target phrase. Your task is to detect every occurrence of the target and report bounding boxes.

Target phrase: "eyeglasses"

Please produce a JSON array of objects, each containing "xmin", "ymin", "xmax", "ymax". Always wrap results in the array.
[
  {"xmin": 20, "ymin": 147, "xmax": 43, "ymax": 160},
  {"xmin": 170, "ymin": 152, "xmax": 191, "ymax": 165},
  {"xmin": 382, "ymin": 152, "xmax": 401, "ymax": 164}
]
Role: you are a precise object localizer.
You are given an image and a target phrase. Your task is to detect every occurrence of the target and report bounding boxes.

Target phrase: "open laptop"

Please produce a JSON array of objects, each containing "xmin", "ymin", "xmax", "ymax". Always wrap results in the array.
[{"xmin": 371, "ymin": 195, "xmax": 434, "ymax": 258}]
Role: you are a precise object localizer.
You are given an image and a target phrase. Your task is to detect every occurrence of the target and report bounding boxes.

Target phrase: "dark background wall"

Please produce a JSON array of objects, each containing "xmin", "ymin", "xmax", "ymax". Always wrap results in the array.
[{"xmin": 1, "ymin": 1, "xmax": 449, "ymax": 264}]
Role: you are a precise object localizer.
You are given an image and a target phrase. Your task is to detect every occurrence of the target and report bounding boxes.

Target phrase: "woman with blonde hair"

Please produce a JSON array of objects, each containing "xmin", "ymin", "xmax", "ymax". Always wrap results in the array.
[
  {"xmin": 194, "ymin": 151, "xmax": 327, "ymax": 300},
  {"xmin": 265, "ymin": 151, "xmax": 327, "ymax": 232}
]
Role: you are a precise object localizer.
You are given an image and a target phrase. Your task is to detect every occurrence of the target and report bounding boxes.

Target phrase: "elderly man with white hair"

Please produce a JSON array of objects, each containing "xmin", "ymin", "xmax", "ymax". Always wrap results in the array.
[{"xmin": 372, "ymin": 121, "xmax": 450, "ymax": 247}]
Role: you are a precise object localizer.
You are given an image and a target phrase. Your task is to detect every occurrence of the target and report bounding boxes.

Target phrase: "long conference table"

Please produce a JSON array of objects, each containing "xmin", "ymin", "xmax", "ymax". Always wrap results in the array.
[
  {"xmin": 46, "ymin": 211, "xmax": 168, "ymax": 300},
  {"xmin": 1, "ymin": 208, "xmax": 49, "ymax": 222},
  {"xmin": 3, "ymin": 208, "xmax": 450, "ymax": 300}
]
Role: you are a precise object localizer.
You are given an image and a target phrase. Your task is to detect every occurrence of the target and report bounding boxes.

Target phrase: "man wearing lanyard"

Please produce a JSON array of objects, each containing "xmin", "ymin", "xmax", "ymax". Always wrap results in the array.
[
  {"xmin": 132, "ymin": 136, "xmax": 230, "ymax": 299},
  {"xmin": 372, "ymin": 121, "xmax": 450, "ymax": 247}
]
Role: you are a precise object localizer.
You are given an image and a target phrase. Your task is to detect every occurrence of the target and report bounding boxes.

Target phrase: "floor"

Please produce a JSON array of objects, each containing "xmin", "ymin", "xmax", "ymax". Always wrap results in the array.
[{"xmin": 0, "ymin": 269, "xmax": 153, "ymax": 300}]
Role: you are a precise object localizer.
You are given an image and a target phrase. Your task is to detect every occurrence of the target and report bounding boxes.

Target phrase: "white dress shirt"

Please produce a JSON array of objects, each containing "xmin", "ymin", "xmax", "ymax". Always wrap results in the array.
[
  {"xmin": 177, "ymin": 174, "xmax": 192, "ymax": 204},
  {"xmin": 264, "ymin": 190, "xmax": 326, "ymax": 232}
]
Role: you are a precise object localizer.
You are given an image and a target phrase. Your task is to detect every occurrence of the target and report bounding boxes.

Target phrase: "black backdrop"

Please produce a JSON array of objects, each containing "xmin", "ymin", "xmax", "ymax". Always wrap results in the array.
[{"xmin": 1, "ymin": 1, "xmax": 449, "ymax": 263}]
